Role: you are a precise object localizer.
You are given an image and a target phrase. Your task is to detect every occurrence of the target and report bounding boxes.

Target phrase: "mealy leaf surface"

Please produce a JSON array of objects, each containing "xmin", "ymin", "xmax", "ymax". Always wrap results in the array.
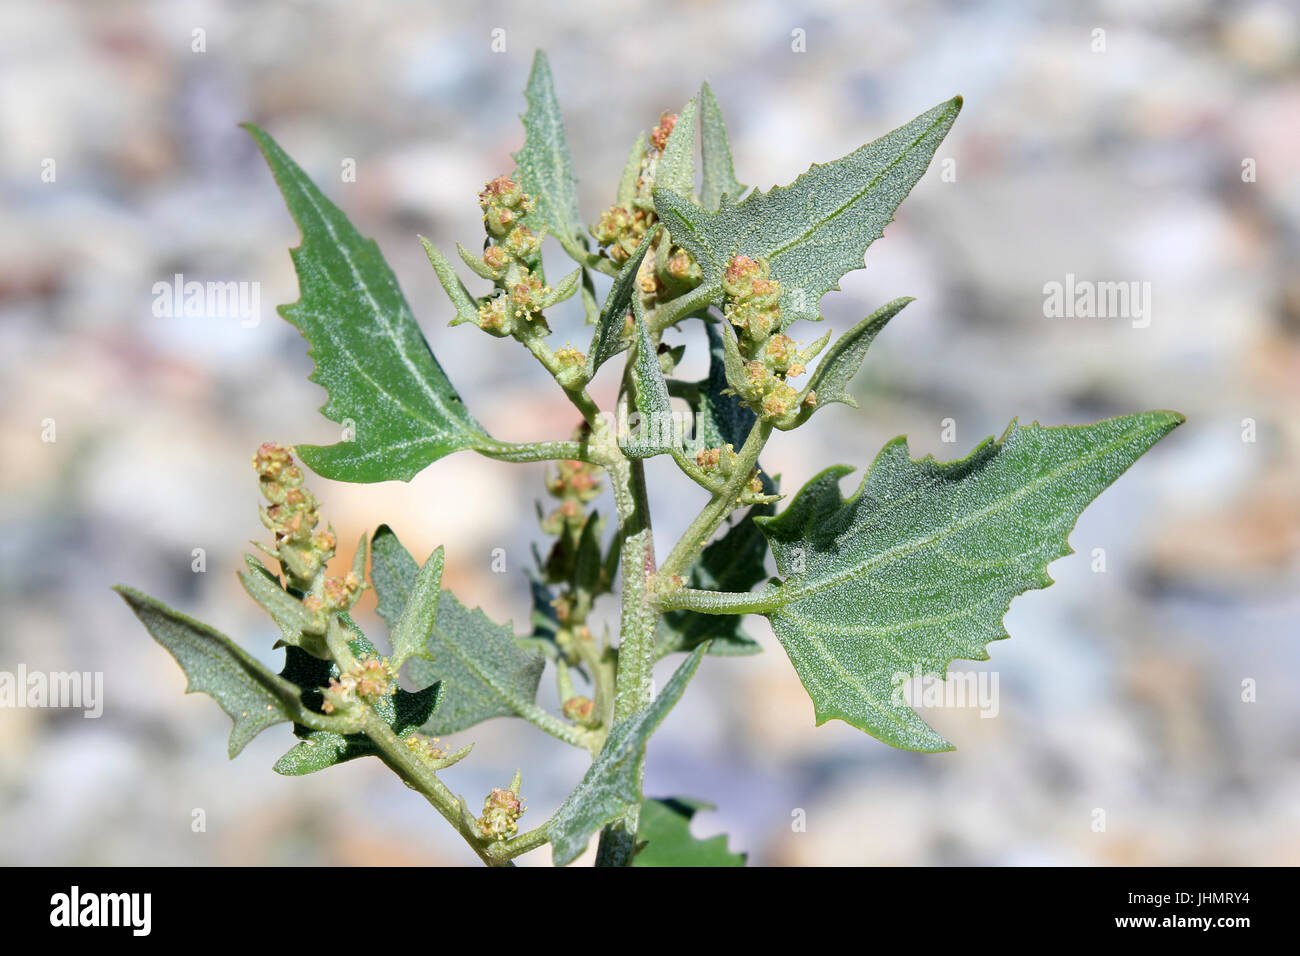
[
  {"xmin": 116, "ymin": 586, "xmax": 301, "ymax": 757},
  {"xmin": 653, "ymin": 97, "xmax": 961, "ymax": 327},
  {"xmin": 755, "ymin": 412, "xmax": 1183, "ymax": 751},
  {"xmin": 371, "ymin": 526, "xmax": 545, "ymax": 735},
  {"xmin": 247, "ymin": 124, "xmax": 490, "ymax": 483}
]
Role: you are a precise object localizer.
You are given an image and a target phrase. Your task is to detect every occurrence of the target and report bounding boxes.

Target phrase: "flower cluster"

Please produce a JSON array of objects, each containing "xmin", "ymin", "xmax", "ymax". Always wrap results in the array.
[
  {"xmin": 693, "ymin": 441, "xmax": 765, "ymax": 497},
  {"xmin": 542, "ymin": 455, "xmax": 602, "ymax": 537},
  {"xmin": 478, "ymin": 785, "xmax": 525, "ymax": 841},
  {"xmin": 404, "ymin": 733, "xmax": 448, "ymax": 761},
  {"xmin": 320, "ymin": 654, "xmax": 396, "ymax": 715},
  {"xmin": 591, "ymin": 112, "xmax": 700, "ymax": 297},
  {"xmin": 254, "ymin": 443, "xmax": 332, "ymax": 587},
  {"xmin": 254, "ymin": 443, "xmax": 365, "ymax": 630},
  {"xmin": 471, "ymin": 175, "xmax": 560, "ymax": 338},
  {"xmin": 721, "ymin": 256, "xmax": 820, "ymax": 422}
]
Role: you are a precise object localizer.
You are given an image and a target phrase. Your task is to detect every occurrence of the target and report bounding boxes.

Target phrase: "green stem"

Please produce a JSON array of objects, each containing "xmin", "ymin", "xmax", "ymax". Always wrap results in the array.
[
  {"xmin": 360, "ymin": 710, "xmax": 502, "ymax": 866},
  {"xmin": 485, "ymin": 820, "xmax": 553, "ymax": 863},
  {"xmin": 595, "ymin": 402, "xmax": 658, "ymax": 865},
  {"xmin": 658, "ymin": 420, "xmax": 773, "ymax": 581},
  {"xmin": 515, "ymin": 322, "xmax": 604, "ymax": 427},
  {"xmin": 572, "ymin": 628, "xmax": 615, "ymax": 740},
  {"xmin": 514, "ymin": 697, "xmax": 601, "ymax": 750},
  {"xmin": 655, "ymin": 584, "xmax": 783, "ymax": 616},
  {"xmin": 647, "ymin": 280, "xmax": 716, "ymax": 334},
  {"xmin": 478, "ymin": 439, "xmax": 598, "ymax": 464},
  {"xmin": 607, "ymin": 462, "xmax": 657, "ymax": 723}
]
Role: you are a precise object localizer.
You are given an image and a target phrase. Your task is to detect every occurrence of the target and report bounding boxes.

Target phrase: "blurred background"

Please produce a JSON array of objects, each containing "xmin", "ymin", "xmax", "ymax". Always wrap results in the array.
[{"xmin": 2, "ymin": 0, "xmax": 1298, "ymax": 866}]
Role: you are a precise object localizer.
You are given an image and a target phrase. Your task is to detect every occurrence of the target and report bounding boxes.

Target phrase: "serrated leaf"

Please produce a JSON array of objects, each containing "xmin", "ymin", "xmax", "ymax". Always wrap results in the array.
[
  {"xmin": 633, "ymin": 797, "xmax": 746, "ymax": 866},
  {"xmin": 246, "ymin": 125, "xmax": 490, "ymax": 482},
  {"xmin": 548, "ymin": 645, "xmax": 707, "ymax": 866},
  {"xmin": 513, "ymin": 50, "xmax": 583, "ymax": 252},
  {"xmin": 788, "ymin": 296, "xmax": 912, "ymax": 426},
  {"xmin": 698, "ymin": 83, "xmax": 745, "ymax": 211},
  {"xmin": 115, "ymin": 586, "xmax": 302, "ymax": 757},
  {"xmin": 584, "ymin": 226, "xmax": 657, "ymax": 379},
  {"xmin": 653, "ymin": 97, "xmax": 961, "ymax": 327},
  {"xmin": 655, "ymin": 97, "xmax": 696, "ymax": 200},
  {"xmin": 659, "ymin": 498, "xmax": 772, "ymax": 658},
  {"xmin": 370, "ymin": 526, "xmax": 545, "ymax": 734},
  {"xmin": 753, "ymin": 413, "xmax": 1183, "ymax": 752},
  {"xmin": 618, "ymin": 294, "xmax": 677, "ymax": 459}
]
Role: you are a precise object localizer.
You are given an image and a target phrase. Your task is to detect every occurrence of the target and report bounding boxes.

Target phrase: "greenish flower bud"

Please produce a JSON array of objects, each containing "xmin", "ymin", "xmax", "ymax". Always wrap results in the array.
[
  {"xmin": 478, "ymin": 785, "xmax": 525, "ymax": 841},
  {"xmin": 562, "ymin": 695, "xmax": 599, "ymax": 728}
]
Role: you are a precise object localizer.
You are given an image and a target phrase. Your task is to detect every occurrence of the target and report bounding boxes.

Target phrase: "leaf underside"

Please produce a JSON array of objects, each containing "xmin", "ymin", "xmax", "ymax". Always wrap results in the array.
[
  {"xmin": 115, "ymin": 586, "xmax": 299, "ymax": 757},
  {"xmin": 246, "ymin": 124, "xmax": 488, "ymax": 483},
  {"xmin": 756, "ymin": 412, "xmax": 1183, "ymax": 752}
]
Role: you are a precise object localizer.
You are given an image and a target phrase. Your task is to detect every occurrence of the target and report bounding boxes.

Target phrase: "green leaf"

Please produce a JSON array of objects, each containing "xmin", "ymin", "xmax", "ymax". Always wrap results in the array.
[
  {"xmin": 659, "ymin": 498, "xmax": 772, "ymax": 658},
  {"xmin": 786, "ymin": 296, "xmax": 913, "ymax": 427},
  {"xmin": 698, "ymin": 83, "xmax": 745, "ymax": 211},
  {"xmin": 237, "ymin": 555, "xmax": 327, "ymax": 658},
  {"xmin": 388, "ymin": 545, "xmax": 443, "ymax": 670},
  {"xmin": 245, "ymin": 124, "xmax": 490, "ymax": 482},
  {"xmin": 653, "ymin": 97, "xmax": 961, "ymax": 327},
  {"xmin": 370, "ymin": 526, "xmax": 545, "ymax": 734},
  {"xmin": 584, "ymin": 226, "xmax": 658, "ymax": 380},
  {"xmin": 616, "ymin": 131, "xmax": 648, "ymax": 207},
  {"xmin": 753, "ymin": 413, "xmax": 1183, "ymax": 752},
  {"xmin": 519, "ymin": 569, "xmax": 562, "ymax": 660},
  {"xmin": 573, "ymin": 511, "xmax": 605, "ymax": 596},
  {"xmin": 618, "ymin": 293, "xmax": 678, "ymax": 459},
  {"xmin": 688, "ymin": 320, "xmax": 758, "ymax": 456},
  {"xmin": 421, "ymin": 238, "xmax": 480, "ymax": 326},
  {"xmin": 633, "ymin": 797, "xmax": 746, "ymax": 866},
  {"xmin": 513, "ymin": 50, "xmax": 583, "ymax": 253},
  {"xmin": 655, "ymin": 96, "xmax": 697, "ymax": 200},
  {"xmin": 548, "ymin": 645, "xmax": 707, "ymax": 866},
  {"xmin": 115, "ymin": 586, "xmax": 301, "ymax": 757}
]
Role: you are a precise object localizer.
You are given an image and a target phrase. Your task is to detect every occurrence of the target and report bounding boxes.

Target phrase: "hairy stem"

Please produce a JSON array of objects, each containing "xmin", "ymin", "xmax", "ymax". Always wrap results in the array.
[
  {"xmin": 655, "ymin": 584, "xmax": 783, "ymax": 616},
  {"xmin": 595, "ymin": 403, "xmax": 658, "ymax": 866},
  {"xmin": 658, "ymin": 420, "xmax": 773, "ymax": 581},
  {"xmin": 478, "ymin": 438, "xmax": 598, "ymax": 464},
  {"xmin": 360, "ymin": 710, "xmax": 502, "ymax": 866}
]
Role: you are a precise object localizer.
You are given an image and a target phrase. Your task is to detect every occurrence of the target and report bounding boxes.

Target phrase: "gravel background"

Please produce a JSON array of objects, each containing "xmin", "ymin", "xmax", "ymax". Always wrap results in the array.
[{"xmin": 1, "ymin": 0, "xmax": 1297, "ymax": 865}]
